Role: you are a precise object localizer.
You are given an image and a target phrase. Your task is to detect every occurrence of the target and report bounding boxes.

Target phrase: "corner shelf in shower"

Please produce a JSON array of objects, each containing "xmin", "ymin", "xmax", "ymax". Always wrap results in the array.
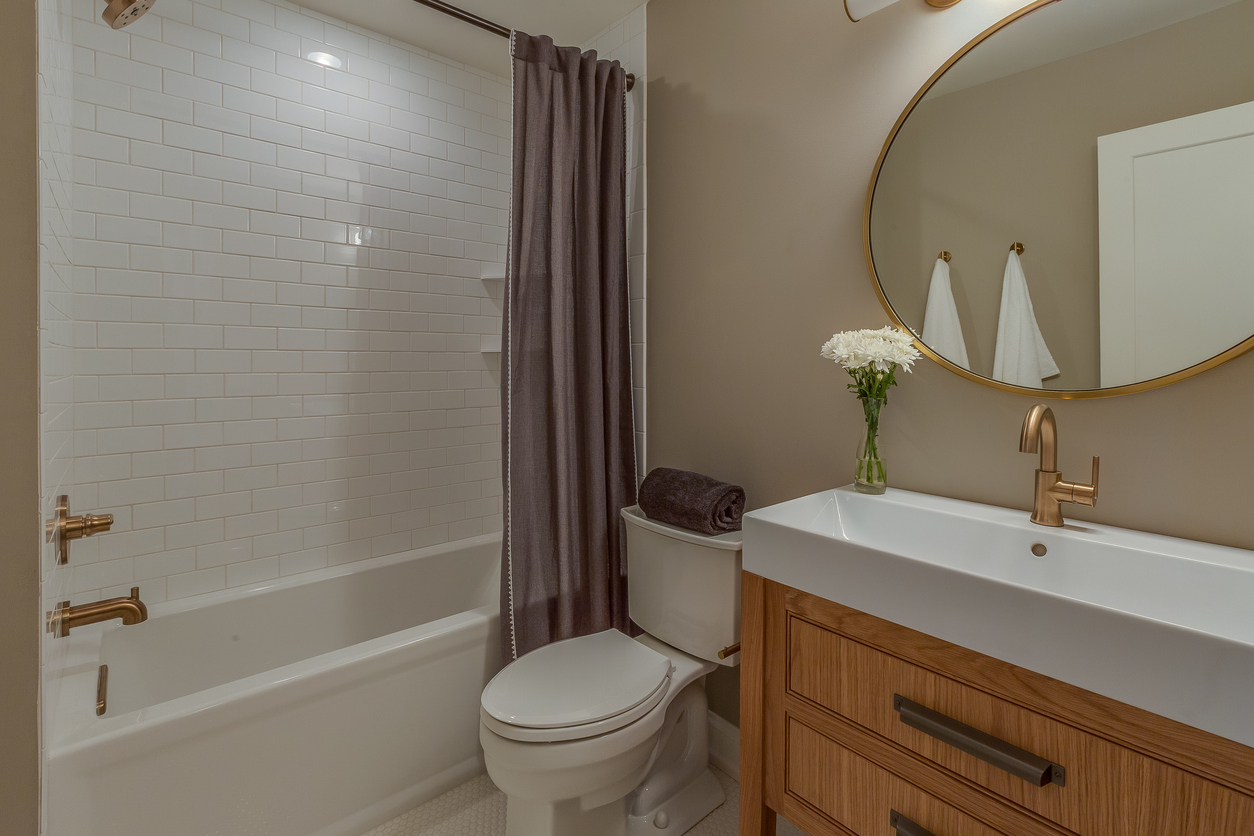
[{"xmin": 480, "ymin": 265, "xmax": 505, "ymax": 354}]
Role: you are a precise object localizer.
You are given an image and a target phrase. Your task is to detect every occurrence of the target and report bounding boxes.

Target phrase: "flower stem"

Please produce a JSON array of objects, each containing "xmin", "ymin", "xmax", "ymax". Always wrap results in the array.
[
  {"xmin": 858, "ymin": 395, "xmax": 885, "ymax": 487},
  {"xmin": 843, "ymin": 363, "xmax": 900, "ymax": 490}
]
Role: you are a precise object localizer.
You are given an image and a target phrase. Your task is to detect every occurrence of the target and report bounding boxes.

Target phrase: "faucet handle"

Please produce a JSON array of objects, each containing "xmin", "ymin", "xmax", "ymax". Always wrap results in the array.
[
  {"xmin": 46, "ymin": 495, "xmax": 115, "ymax": 566},
  {"xmin": 1071, "ymin": 457, "xmax": 1100, "ymax": 507},
  {"xmin": 1052, "ymin": 456, "xmax": 1099, "ymax": 509}
]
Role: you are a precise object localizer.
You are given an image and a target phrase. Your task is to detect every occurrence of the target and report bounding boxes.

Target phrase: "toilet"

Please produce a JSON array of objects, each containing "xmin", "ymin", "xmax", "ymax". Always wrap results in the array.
[{"xmin": 480, "ymin": 505, "xmax": 743, "ymax": 836}]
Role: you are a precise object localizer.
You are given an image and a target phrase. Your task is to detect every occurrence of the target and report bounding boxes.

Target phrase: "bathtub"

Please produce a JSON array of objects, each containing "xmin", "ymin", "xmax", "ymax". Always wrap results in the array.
[{"xmin": 46, "ymin": 534, "xmax": 502, "ymax": 836}]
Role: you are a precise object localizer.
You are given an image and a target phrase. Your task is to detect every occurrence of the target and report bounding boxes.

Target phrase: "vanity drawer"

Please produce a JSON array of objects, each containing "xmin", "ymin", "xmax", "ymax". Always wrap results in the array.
[
  {"xmin": 787, "ymin": 616, "xmax": 1254, "ymax": 836},
  {"xmin": 787, "ymin": 717, "xmax": 1012, "ymax": 836}
]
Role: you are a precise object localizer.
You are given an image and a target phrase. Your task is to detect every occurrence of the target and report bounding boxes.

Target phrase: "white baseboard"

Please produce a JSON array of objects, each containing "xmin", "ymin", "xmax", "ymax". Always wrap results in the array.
[
  {"xmin": 706, "ymin": 710, "xmax": 740, "ymax": 781},
  {"xmin": 319, "ymin": 755, "xmax": 484, "ymax": 836}
]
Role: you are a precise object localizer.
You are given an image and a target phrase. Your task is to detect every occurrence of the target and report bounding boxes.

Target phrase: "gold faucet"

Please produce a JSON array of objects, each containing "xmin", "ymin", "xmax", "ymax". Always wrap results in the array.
[
  {"xmin": 1019, "ymin": 405, "xmax": 1099, "ymax": 527},
  {"xmin": 46, "ymin": 587, "xmax": 148, "ymax": 639}
]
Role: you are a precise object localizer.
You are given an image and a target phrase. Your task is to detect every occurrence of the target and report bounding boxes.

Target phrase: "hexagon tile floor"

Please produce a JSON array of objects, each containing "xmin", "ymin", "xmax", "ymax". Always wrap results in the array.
[{"xmin": 361, "ymin": 767, "xmax": 806, "ymax": 836}]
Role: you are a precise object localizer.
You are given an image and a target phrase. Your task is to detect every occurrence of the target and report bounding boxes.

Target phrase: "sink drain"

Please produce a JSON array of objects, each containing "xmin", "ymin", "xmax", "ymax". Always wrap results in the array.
[{"xmin": 1030, "ymin": 543, "xmax": 1048, "ymax": 557}]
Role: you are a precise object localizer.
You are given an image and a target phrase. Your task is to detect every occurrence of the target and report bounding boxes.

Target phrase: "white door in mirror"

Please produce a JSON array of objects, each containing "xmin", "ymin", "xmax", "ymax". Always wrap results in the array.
[{"xmin": 1098, "ymin": 99, "xmax": 1254, "ymax": 387}]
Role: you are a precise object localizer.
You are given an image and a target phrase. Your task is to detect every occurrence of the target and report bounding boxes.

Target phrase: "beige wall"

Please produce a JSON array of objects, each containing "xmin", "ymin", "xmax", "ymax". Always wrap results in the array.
[
  {"xmin": 647, "ymin": 0, "xmax": 1254, "ymax": 725},
  {"xmin": 873, "ymin": 1, "xmax": 1254, "ymax": 389},
  {"xmin": 0, "ymin": 0, "xmax": 44, "ymax": 830}
]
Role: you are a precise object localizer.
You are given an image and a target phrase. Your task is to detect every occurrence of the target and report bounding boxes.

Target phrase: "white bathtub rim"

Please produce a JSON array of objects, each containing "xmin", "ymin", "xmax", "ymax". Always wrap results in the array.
[
  {"xmin": 48, "ymin": 532, "xmax": 501, "ymax": 749},
  {"xmin": 50, "ymin": 531, "xmax": 503, "ymax": 728},
  {"xmin": 148, "ymin": 531, "xmax": 501, "ymax": 621},
  {"xmin": 49, "ymin": 603, "xmax": 497, "ymax": 760}
]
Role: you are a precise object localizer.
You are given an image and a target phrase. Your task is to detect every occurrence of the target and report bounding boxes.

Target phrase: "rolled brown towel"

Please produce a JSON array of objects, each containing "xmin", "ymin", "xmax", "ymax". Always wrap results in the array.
[{"xmin": 638, "ymin": 467, "xmax": 746, "ymax": 535}]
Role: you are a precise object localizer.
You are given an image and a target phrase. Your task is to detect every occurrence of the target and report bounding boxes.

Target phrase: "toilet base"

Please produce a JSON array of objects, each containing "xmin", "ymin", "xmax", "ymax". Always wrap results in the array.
[
  {"xmin": 626, "ymin": 767, "xmax": 723, "ymax": 836},
  {"xmin": 486, "ymin": 637, "xmax": 724, "ymax": 836},
  {"xmin": 507, "ymin": 795, "xmax": 627, "ymax": 836}
]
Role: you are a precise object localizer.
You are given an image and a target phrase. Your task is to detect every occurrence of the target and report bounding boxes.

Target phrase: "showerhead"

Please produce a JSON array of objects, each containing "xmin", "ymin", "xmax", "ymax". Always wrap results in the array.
[{"xmin": 101, "ymin": 0, "xmax": 156, "ymax": 30}]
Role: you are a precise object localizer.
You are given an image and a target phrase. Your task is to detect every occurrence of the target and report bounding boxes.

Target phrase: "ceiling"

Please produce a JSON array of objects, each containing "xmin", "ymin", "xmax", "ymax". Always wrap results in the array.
[{"xmin": 287, "ymin": 0, "xmax": 643, "ymax": 77}]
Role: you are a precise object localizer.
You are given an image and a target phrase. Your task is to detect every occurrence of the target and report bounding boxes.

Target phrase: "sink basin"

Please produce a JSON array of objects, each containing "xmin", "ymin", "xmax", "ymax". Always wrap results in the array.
[{"xmin": 743, "ymin": 486, "xmax": 1254, "ymax": 747}]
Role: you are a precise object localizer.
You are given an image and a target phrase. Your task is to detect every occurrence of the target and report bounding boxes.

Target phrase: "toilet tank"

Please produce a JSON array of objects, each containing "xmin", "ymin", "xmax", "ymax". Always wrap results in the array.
[{"xmin": 621, "ymin": 505, "xmax": 742, "ymax": 666}]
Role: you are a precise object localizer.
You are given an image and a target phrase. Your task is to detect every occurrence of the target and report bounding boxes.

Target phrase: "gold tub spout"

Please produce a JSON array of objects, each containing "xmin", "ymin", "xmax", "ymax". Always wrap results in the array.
[
  {"xmin": 1019, "ymin": 405, "xmax": 1099, "ymax": 527},
  {"xmin": 46, "ymin": 587, "xmax": 148, "ymax": 639}
]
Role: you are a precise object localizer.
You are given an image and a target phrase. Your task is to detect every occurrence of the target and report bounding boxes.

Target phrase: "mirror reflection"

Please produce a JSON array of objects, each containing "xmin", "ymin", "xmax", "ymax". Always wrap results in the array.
[{"xmin": 870, "ymin": 0, "xmax": 1254, "ymax": 392}]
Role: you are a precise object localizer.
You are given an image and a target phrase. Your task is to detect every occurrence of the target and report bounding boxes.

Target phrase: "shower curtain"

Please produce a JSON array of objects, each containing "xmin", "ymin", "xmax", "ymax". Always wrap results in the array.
[{"xmin": 500, "ymin": 32, "xmax": 636, "ymax": 662}]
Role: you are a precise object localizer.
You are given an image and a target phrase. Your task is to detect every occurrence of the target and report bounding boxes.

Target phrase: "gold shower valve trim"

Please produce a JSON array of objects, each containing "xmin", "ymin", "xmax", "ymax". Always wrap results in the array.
[{"xmin": 47, "ymin": 494, "xmax": 114, "ymax": 565}]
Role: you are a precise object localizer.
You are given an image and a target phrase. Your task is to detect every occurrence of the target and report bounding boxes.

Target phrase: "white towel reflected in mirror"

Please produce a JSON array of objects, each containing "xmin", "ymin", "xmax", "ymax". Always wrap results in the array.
[
  {"xmin": 921, "ymin": 256, "xmax": 970, "ymax": 370},
  {"xmin": 993, "ymin": 250, "xmax": 1059, "ymax": 387}
]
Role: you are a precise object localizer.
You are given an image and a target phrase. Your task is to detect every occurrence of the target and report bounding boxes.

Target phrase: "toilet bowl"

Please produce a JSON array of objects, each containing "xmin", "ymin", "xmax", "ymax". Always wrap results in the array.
[{"xmin": 481, "ymin": 507, "xmax": 742, "ymax": 836}]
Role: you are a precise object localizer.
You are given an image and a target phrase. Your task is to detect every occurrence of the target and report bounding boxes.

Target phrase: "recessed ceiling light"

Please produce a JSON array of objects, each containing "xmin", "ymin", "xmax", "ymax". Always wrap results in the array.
[{"xmin": 306, "ymin": 52, "xmax": 342, "ymax": 69}]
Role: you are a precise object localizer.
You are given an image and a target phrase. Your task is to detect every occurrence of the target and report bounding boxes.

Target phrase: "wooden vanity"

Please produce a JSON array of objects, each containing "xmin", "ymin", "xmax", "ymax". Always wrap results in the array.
[{"xmin": 740, "ymin": 573, "xmax": 1254, "ymax": 836}]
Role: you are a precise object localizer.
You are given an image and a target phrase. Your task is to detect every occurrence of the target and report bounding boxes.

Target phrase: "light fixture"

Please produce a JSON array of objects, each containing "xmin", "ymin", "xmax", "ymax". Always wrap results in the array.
[
  {"xmin": 844, "ymin": 0, "xmax": 962, "ymax": 23},
  {"xmin": 306, "ymin": 51, "xmax": 343, "ymax": 69}
]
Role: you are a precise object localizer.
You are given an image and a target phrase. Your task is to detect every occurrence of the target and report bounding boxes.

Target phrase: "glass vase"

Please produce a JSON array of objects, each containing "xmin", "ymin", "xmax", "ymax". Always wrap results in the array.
[{"xmin": 854, "ymin": 396, "xmax": 888, "ymax": 495}]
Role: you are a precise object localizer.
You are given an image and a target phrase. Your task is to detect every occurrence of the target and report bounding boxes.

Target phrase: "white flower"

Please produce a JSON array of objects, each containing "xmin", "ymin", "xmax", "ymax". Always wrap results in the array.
[{"xmin": 820, "ymin": 327, "xmax": 921, "ymax": 373}]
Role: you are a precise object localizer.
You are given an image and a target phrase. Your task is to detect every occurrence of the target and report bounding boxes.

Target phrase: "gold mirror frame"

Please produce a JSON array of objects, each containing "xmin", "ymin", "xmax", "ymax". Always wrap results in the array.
[{"xmin": 863, "ymin": 0, "xmax": 1254, "ymax": 399}]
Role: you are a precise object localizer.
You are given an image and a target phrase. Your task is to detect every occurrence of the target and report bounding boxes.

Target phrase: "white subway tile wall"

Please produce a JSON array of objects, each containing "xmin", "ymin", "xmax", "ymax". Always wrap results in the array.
[
  {"xmin": 584, "ymin": 5, "xmax": 647, "ymax": 481},
  {"xmin": 67, "ymin": 0, "xmax": 509, "ymax": 603}
]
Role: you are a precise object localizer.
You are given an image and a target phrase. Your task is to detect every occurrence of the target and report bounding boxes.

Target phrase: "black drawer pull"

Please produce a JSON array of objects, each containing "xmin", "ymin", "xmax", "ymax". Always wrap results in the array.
[
  {"xmin": 891, "ymin": 810, "xmax": 937, "ymax": 836},
  {"xmin": 894, "ymin": 694, "xmax": 1066, "ymax": 787}
]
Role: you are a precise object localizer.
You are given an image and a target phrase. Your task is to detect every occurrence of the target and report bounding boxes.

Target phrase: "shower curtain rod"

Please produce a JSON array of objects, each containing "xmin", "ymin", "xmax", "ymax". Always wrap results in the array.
[{"xmin": 412, "ymin": 0, "xmax": 637, "ymax": 91}]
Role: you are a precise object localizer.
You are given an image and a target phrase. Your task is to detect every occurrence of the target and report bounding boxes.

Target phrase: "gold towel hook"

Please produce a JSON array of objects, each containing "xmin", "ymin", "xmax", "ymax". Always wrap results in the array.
[
  {"xmin": 1011, "ymin": 242, "xmax": 1025, "ymax": 255},
  {"xmin": 938, "ymin": 251, "xmax": 952, "ymax": 263}
]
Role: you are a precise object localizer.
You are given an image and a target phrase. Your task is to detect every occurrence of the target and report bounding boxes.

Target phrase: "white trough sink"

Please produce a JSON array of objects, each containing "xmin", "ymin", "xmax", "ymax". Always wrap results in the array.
[{"xmin": 743, "ymin": 486, "xmax": 1254, "ymax": 746}]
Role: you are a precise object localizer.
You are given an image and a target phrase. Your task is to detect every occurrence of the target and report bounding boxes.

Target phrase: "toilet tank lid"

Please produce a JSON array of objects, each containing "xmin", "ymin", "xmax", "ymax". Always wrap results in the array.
[
  {"xmin": 621, "ymin": 505, "xmax": 743, "ymax": 550},
  {"xmin": 481, "ymin": 629, "xmax": 672, "ymax": 729}
]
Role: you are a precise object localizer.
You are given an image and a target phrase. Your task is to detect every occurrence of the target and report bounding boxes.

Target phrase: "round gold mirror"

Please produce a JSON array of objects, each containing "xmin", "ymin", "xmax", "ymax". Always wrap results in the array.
[{"xmin": 866, "ymin": 0, "xmax": 1254, "ymax": 398}]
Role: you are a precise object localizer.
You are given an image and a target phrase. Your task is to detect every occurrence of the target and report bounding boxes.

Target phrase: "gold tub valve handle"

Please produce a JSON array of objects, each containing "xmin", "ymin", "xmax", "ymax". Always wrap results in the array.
[{"xmin": 46, "ymin": 494, "xmax": 114, "ymax": 565}]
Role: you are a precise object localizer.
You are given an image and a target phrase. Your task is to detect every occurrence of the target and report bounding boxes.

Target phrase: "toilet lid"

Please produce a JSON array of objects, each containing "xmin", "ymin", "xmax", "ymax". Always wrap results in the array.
[{"xmin": 481, "ymin": 629, "xmax": 673, "ymax": 729}]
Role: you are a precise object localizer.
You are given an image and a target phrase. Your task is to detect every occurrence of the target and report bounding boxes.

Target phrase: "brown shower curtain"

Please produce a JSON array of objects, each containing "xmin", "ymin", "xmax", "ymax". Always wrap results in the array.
[{"xmin": 501, "ymin": 32, "xmax": 636, "ymax": 662}]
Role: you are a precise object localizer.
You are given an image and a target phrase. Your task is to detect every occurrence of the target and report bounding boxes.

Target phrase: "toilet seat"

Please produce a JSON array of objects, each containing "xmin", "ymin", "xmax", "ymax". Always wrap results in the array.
[
  {"xmin": 481, "ymin": 629, "xmax": 674, "ymax": 743},
  {"xmin": 481, "ymin": 675, "xmax": 670, "ymax": 742}
]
